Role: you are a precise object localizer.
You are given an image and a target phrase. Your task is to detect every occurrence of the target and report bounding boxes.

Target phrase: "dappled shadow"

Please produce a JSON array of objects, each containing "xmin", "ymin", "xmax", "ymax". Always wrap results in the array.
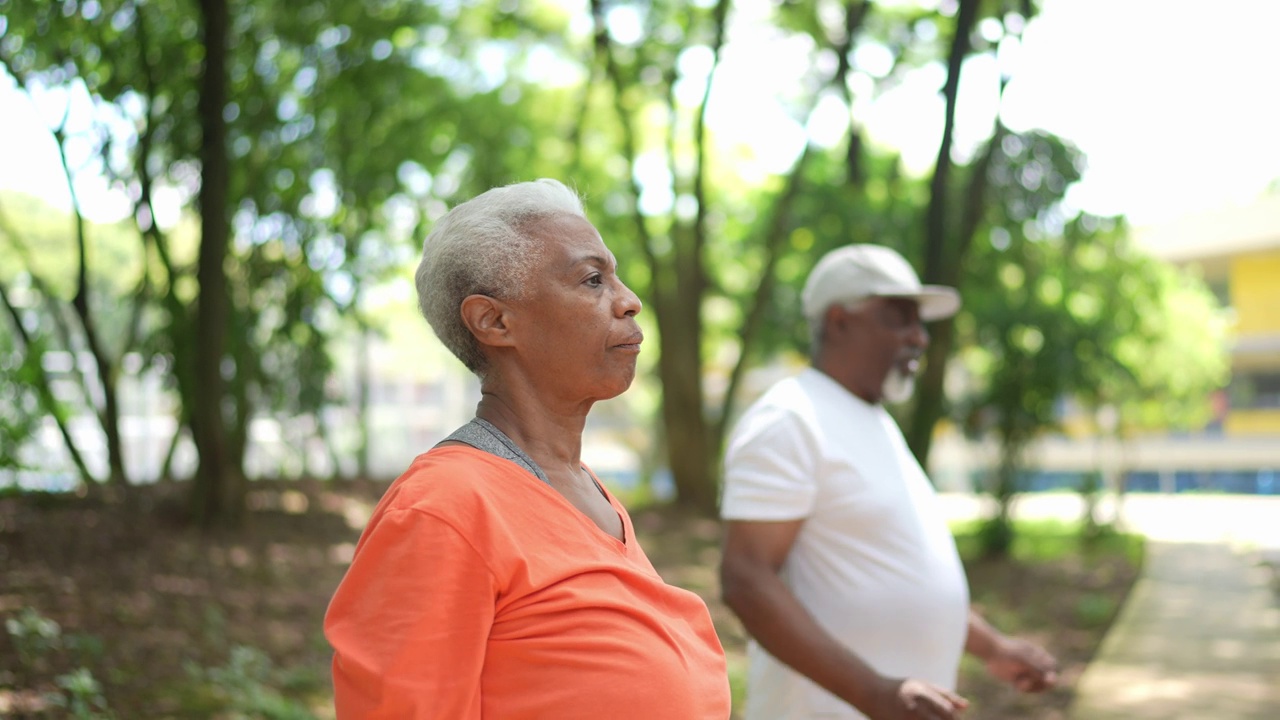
[
  {"xmin": 1069, "ymin": 542, "xmax": 1280, "ymax": 719},
  {"xmin": 0, "ymin": 481, "xmax": 374, "ymax": 718},
  {"xmin": 2, "ymin": 487, "xmax": 1144, "ymax": 719}
]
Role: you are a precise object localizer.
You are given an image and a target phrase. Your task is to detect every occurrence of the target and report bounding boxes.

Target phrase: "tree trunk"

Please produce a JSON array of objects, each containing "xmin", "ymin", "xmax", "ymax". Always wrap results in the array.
[
  {"xmin": 716, "ymin": 146, "xmax": 813, "ymax": 445},
  {"xmin": 356, "ymin": 319, "xmax": 372, "ymax": 480},
  {"xmin": 656, "ymin": 291, "xmax": 717, "ymax": 515},
  {"xmin": 905, "ymin": 0, "xmax": 980, "ymax": 470},
  {"xmin": 906, "ymin": 320, "xmax": 956, "ymax": 469},
  {"xmin": 188, "ymin": 0, "xmax": 241, "ymax": 527}
]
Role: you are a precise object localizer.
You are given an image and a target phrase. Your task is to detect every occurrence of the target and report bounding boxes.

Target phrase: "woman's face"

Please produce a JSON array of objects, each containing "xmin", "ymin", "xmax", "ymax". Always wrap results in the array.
[{"xmin": 503, "ymin": 213, "xmax": 643, "ymax": 404}]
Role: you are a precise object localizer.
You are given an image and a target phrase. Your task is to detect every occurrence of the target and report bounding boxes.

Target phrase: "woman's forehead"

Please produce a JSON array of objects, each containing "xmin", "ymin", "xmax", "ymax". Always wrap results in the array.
[{"xmin": 529, "ymin": 215, "xmax": 611, "ymax": 261}]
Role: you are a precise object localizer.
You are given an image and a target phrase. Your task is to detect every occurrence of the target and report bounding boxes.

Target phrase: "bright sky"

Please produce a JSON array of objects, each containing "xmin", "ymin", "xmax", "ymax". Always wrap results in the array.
[{"xmin": 1, "ymin": 0, "xmax": 1277, "ymax": 227}]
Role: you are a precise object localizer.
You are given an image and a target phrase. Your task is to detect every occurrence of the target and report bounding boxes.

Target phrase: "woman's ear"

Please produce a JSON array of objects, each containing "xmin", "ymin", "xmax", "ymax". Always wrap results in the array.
[{"xmin": 460, "ymin": 294, "xmax": 517, "ymax": 349}]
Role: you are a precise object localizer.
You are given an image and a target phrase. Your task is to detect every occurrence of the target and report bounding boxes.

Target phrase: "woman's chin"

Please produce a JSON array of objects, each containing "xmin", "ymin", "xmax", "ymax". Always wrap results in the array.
[{"xmin": 591, "ymin": 373, "xmax": 636, "ymax": 403}]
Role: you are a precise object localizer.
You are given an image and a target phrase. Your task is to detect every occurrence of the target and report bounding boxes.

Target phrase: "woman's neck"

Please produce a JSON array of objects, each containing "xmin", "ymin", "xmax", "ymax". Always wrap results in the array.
[{"xmin": 474, "ymin": 391, "xmax": 588, "ymax": 469}]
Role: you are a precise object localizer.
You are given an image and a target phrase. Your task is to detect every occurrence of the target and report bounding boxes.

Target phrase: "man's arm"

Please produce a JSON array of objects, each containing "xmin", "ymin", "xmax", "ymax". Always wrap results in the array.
[
  {"xmin": 721, "ymin": 519, "xmax": 968, "ymax": 720},
  {"xmin": 964, "ymin": 609, "xmax": 1058, "ymax": 692}
]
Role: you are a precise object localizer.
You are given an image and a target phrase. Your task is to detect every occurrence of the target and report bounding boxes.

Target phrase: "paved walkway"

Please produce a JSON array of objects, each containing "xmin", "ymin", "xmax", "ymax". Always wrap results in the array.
[
  {"xmin": 936, "ymin": 493, "xmax": 1280, "ymax": 719},
  {"xmin": 1068, "ymin": 541, "xmax": 1280, "ymax": 719}
]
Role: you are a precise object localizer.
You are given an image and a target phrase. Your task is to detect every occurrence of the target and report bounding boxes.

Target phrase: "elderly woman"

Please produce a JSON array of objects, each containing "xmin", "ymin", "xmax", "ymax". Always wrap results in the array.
[{"xmin": 324, "ymin": 179, "xmax": 730, "ymax": 718}]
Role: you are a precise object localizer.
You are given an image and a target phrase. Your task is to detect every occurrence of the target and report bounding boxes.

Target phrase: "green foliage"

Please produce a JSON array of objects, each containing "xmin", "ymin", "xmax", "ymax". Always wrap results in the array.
[
  {"xmin": 1074, "ymin": 592, "xmax": 1117, "ymax": 629},
  {"xmin": 951, "ymin": 517, "xmax": 1143, "ymax": 565},
  {"xmin": 0, "ymin": 329, "xmax": 42, "ymax": 471},
  {"xmin": 726, "ymin": 655, "xmax": 749, "ymax": 716},
  {"xmin": 5, "ymin": 607, "xmax": 115, "ymax": 717},
  {"xmin": 49, "ymin": 667, "xmax": 115, "ymax": 720},
  {"xmin": 6, "ymin": 607, "xmax": 63, "ymax": 670},
  {"xmin": 0, "ymin": 193, "xmax": 153, "ymax": 483},
  {"xmin": 954, "ymin": 130, "xmax": 1228, "ymax": 555},
  {"xmin": 975, "ymin": 515, "xmax": 1017, "ymax": 558},
  {"xmin": 749, "ymin": 151, "xmax": 932, "ymax": 358},
  {"xmin": 0, "ymin": 0, "xmax": 566, "ymax": 503},
  {"xmin": 0, "ymin": 0, "xmax": 1232, "ymax": 520},
  {"xmin": 1077, "ymin": 469, "xmax": 1104, "ymax": 538},
  {"xmin": 181, "ymin": 645, "xmax": 317, "ymax": 720}
]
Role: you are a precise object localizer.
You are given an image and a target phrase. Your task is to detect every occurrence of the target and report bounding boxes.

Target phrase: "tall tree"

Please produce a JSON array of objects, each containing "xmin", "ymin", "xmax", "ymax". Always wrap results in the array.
[
  {"xmin": 576, "ymin": 0, "xmax": 896, "ymax": 513},
  {"xmin": 188, "ymin": 0, "xmax": 237, "ymax": 525},
  {"xmin": 955, "ymin": 130, "xmax": 1227, "ymax": 555},
  {"xmin": 2, "ymin": 0, "xmax": 547, "ymax": 520},
  {"xmin": 0, "ymin": 24, "xmax": 155, "ymax": 490},
  {"xmin": 906, "ymin": 0, "xmax": 1034, "ymax": 469}
]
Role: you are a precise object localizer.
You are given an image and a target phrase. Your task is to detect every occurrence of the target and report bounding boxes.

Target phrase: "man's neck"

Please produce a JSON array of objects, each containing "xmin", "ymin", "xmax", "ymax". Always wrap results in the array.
[{"xmin": 811, "ymin": 361, "xmax": 881, "ymax": 406}]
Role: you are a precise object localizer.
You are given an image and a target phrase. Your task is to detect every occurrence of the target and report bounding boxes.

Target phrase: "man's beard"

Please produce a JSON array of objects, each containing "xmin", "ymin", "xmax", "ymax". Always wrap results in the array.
[{"xmin": 881, "ymin": 366, "xmax": 915, "ymax": 404}]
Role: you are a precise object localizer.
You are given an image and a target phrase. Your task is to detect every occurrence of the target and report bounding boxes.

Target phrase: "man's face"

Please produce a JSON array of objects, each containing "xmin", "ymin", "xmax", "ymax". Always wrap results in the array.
[
  {"xmin": 502, "ymin": 214, "xmax": 644, "ymax": 404},
  {"xmin": 827, "ymin": 296, "xmax": 929, "ymax": 404}
]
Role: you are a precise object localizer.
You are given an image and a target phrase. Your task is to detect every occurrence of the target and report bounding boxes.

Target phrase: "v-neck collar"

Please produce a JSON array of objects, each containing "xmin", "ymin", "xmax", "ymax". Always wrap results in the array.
[{"xmin": 441, "ymin": 418, "xmax": 610, "ymax": 501}]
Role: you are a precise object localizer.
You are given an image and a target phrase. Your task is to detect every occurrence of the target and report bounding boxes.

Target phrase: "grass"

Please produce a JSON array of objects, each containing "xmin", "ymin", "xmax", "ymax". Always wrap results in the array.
[
  {"xmin": 949, "ymin": 518, "xmax": 1144, "ymax": 719},
  {"xmin": 950, "ymin": 517, "xmax": 1145, "ymax": 564}
]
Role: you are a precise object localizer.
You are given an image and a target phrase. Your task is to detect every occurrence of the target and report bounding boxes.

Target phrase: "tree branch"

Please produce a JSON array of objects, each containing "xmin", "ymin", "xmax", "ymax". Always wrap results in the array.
[
  {"xmin": 50, "ymin": 89, "xmax": 129, "ymax": 486},
  {"xmin": 715, "ymin": 2, "xmax": 876, "ymax": 439},
  {"xmin": 591, "ymin": 0, "xmax": 662, "ymax": 310},
  {"xmin": 691, "ymin": 0, "xmax": 733, "ymax": 288},
  {"xmin": 0, "ymin": 278, "xmax": 95, "ymax": 486},
  {"xmin": 922, "ymin": 0, "xmax": 980, "ymax": 283}
]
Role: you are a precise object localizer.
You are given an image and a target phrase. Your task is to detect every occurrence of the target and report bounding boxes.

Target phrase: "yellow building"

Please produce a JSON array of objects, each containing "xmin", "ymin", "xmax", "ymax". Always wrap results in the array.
[
  {"xmin": 928, "ymin": 194, "xmax": 1280, "ymax": 495},
  {"xmin": 1133, "ymin": 193, "xmax": 1280, "ymax": 437}
]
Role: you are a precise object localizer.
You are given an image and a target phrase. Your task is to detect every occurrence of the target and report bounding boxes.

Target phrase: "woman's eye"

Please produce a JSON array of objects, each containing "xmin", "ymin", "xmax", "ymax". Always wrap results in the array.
[{"xmin": 586, "ymin": 273, "xmax": 603, "ymax": 287}]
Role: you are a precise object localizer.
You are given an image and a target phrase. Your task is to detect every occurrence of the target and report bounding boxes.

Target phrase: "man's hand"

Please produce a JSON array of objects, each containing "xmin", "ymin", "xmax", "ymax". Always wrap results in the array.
[
  {"xmin": 867, "ymin": 676, "xmax": 969, "ymax": 720},
  {"xmin": 983, "ymin": 635, "xmax": 1058, "ymax": 693}
]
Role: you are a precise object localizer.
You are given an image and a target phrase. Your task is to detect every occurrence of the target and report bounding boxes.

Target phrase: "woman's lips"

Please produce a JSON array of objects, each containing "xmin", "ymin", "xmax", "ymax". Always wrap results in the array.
[{"xmin": 614, "ymin": 332, "xmax": 644, "ymax": 352}]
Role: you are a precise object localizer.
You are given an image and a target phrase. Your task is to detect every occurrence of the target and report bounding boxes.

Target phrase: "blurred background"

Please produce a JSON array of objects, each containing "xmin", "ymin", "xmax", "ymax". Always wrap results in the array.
[{"xmin": 1, "ymin": 0, "xmax": 1277, "ymax": 717}]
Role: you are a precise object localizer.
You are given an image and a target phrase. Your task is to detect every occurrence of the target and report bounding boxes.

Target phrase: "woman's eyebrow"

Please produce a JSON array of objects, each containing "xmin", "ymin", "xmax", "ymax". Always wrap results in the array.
[{"xmin": 566, "ymin": 252, "xmax": 614, "ymax": 270}]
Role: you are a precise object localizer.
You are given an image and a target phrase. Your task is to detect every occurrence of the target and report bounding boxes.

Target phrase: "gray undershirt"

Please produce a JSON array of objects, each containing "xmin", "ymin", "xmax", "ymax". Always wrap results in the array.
[{"xmin": 439, "ymin": 417, "xmax": 607, "ymax": 499}]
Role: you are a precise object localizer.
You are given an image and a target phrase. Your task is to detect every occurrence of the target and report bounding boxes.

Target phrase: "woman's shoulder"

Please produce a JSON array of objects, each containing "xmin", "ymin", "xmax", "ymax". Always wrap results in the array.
[{"xmin": 375, "ymin": 445, "xmax": 534, "ymax": 516}]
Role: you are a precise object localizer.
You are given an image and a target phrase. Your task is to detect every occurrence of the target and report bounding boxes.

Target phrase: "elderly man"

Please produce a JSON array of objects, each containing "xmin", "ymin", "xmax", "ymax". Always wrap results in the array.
[
  {"xmin": 326, "ymin": 179, "xmax": 729, "ymax": 719},
  {"xmin": 719, "ymin": 244, "xmax": 1057, "ymax": 720}
]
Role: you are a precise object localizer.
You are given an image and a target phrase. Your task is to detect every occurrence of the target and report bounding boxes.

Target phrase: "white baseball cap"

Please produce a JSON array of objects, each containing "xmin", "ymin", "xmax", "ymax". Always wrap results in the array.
[{"xmin": 801, "ymin": 244, "xmax": 961, "ymax": 323}]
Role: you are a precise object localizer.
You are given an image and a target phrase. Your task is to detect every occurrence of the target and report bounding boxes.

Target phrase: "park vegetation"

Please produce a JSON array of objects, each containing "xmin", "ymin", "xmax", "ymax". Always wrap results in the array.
[
  {"xmin": 0, "ymin": 0, "xmax": 1225, "ymax": 713},
  {"xmin": 0, "ymin": 0, "xmax": 1226, "ymax": 527}
]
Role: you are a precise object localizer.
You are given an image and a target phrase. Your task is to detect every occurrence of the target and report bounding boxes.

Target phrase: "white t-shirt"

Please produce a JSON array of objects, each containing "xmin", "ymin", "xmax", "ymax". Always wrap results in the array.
[{"xmin": 721, "ymin": 368, "xmax": 970, "ymax": 720}]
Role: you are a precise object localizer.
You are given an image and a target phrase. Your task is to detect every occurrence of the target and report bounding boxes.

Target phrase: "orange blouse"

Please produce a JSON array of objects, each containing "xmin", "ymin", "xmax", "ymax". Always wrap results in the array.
[{"xmin": 324, "ymin": 446, "xmax": 730, "ymax": 719}]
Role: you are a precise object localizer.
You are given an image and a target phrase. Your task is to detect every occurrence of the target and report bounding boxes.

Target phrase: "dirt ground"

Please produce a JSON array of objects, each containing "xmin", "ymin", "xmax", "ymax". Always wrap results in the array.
[{"xmin": 0, "ymin": 481, "xmax": 1140, "ymax": 718}]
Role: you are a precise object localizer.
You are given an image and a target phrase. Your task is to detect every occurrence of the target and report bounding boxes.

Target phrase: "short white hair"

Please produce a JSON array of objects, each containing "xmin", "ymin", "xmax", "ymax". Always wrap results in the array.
[{"xmin": 415, "ymin": 178, "xmax": 587, "ymax": 376}]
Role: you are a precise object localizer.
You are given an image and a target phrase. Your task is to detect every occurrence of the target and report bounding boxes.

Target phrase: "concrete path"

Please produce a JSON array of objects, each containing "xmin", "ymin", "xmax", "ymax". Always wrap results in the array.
[
  {"xmin": 936, "ymin": 493, "xmax": 1280, "ymax": 719},
  {"xmin": 1068, "ymin": 541, "xmax": 1280, "ymax": 719}
]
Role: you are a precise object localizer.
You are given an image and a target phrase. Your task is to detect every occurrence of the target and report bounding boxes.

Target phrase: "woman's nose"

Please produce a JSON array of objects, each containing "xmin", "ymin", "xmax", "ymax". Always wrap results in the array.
[{"xmin": 616, "ymin": 280, "xmax": 642, "ymax": 317}]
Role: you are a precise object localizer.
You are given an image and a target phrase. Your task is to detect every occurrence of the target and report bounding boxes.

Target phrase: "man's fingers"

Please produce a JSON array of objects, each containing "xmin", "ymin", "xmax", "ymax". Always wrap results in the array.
[
  {"xmin": 1003, "ymin": 639, "xmax": 1059, "ymax": 693},
  {"xmin": 896, "ymin": 678, "xmax": 970, "ymax": 719},
  {"xmin": 944, "ymin": 687, "xmax": 969, "ymax": 709},
  {"xmin": 919, "ymin": 687, "xmax": 968, "ymax": 719},
  {"xmin": 1014, "ymin": 668, "xmax": 1058, "ymax": 693}
]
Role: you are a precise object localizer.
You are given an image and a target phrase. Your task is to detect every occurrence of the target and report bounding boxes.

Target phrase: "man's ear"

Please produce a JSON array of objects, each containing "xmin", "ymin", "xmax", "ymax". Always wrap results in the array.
[
  {"xmin": 460, "ymin": 294, "xmax": 517, "ymax": 349},
  {"xmin": 824, "ymin": 304, "xmax": 849, "ymax": 338}
]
